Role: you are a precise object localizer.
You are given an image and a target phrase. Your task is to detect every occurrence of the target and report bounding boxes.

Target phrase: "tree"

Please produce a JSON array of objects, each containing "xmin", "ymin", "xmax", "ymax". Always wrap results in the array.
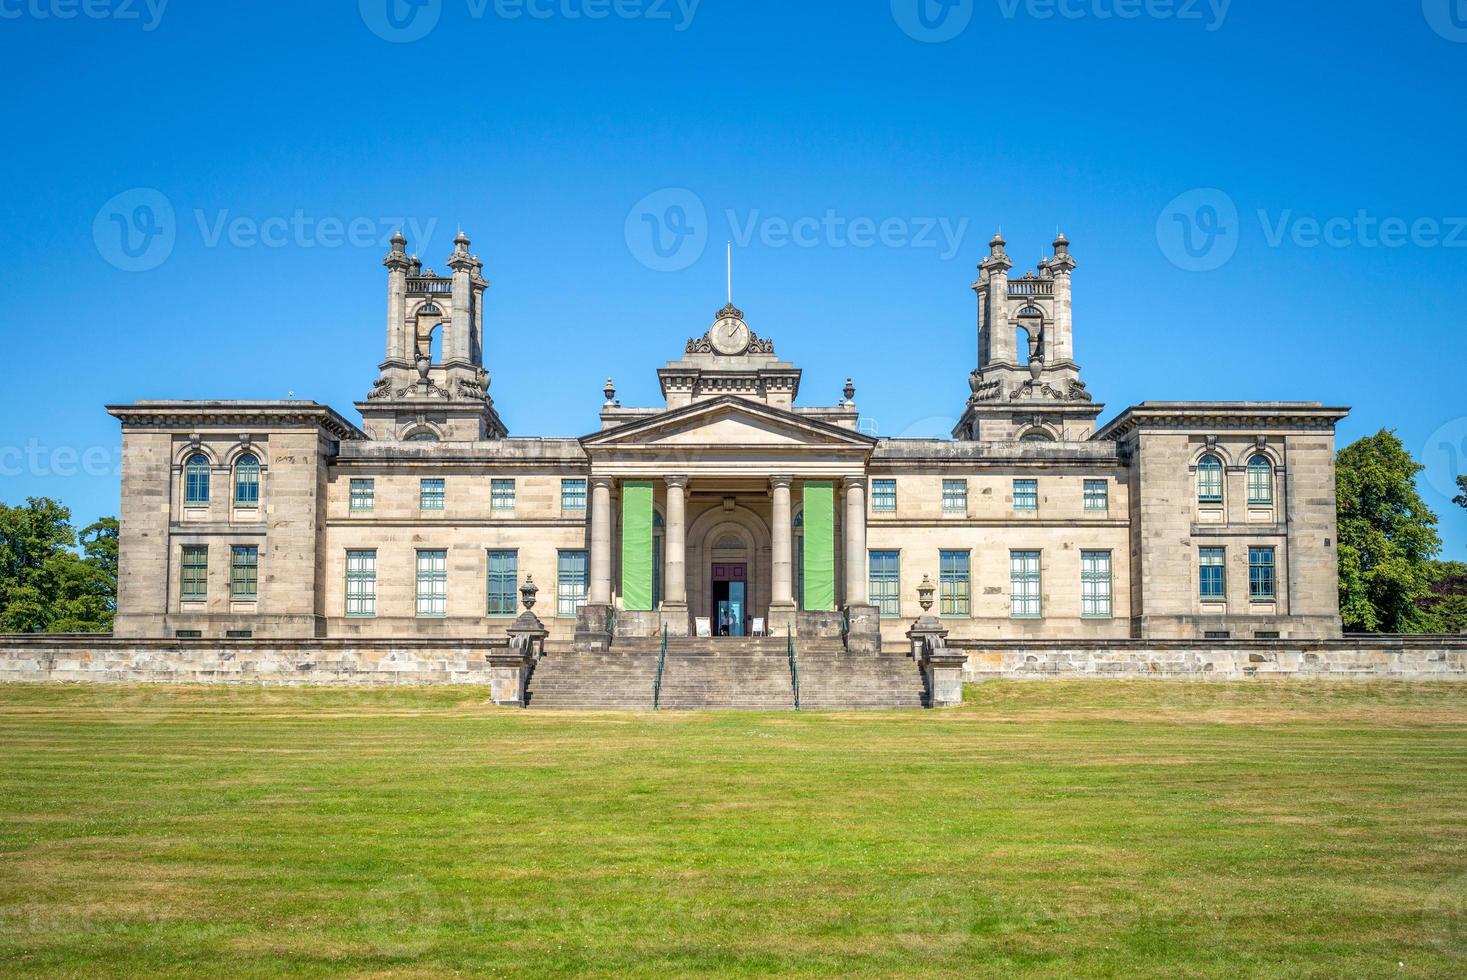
[
  {"xmin": 1456, "ymin": 475, "xmax": 1467, "ymax": 511},
  {"xmin": 1418, "ymin": 560, "xmax": 1467, "ymax": 634},
  {"xmin": 0, "ymin": 499, "xmax": 118, "ymax": 634},
  {"xmin": 1335, "ymin": 430, "xmax": 1442, "ymax": 633}
]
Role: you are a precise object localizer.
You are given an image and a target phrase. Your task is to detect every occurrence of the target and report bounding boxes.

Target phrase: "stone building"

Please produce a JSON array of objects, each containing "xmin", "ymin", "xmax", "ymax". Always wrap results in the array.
[{"xmin": 108, "ymin": 230, "xmax": 1349, "ymax": 651}]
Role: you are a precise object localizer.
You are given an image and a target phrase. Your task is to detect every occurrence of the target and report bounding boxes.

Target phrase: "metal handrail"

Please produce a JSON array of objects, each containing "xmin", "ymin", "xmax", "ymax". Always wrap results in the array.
[
  {"xmin": 653, "ymin": 624, "xmax": 668, "ymax": 710},
  {"xmin": 787, "ymin": 626, "xmax": 801, "ymax": 710}
]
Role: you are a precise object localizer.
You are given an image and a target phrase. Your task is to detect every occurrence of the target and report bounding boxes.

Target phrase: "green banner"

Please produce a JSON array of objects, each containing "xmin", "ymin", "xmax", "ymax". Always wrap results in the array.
[
  {"xmin": 621, "ymin": 480, "xmax": 655, "ymax": 612},
  {"xmin": 802, "ymin": 481, "xmax": 836, "ymax": 612}
]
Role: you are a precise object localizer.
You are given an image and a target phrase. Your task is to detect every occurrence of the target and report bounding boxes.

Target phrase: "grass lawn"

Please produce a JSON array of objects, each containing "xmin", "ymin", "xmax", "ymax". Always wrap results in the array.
[{"xmin": 1, "ymin": 682, "xmax": 1465, "ymax": 978}]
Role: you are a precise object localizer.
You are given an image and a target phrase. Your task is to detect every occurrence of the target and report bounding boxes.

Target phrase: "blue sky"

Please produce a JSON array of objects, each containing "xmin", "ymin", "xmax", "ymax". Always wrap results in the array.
[{"xmin": 1, "ymin": 0, "xmax": 1465, "ymax": 554}]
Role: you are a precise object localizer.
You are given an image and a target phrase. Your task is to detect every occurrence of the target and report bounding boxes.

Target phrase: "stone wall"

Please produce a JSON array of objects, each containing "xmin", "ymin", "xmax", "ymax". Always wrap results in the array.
[
  {"xmin": 2, "ymin": 635, "xmax": 1463, "ymax": 691},
  {"xmin": 952, "ymin": 636, "xmax": 1467, "ymax": 681},
  {"xmin": 0, "ymin": 635, "xmax": 511, "ymax": 686}
]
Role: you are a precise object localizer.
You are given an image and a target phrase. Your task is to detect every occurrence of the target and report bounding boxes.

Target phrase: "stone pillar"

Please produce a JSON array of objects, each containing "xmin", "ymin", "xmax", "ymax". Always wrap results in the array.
[
  {"xmin": 589, "ymin": 476, "xmax": 614, "ymax": 606},
  {"xmin": 769, "ymin": 475, "xmax": 796, "ymax": 633},
  {"xmin": 384, "ymin": 232, "xmax": 411, "ymax": 364},
  {"xmin": 662, "ymin": 475, "xmax": 689, "ymax": 636},
  {"xmin": 843, "ymin": 476, "xmax": 868, "ymax": 607}
]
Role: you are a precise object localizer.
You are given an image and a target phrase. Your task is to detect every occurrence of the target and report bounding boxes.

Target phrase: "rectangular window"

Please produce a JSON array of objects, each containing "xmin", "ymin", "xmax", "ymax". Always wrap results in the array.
[
  {"xmin": 1010, "ymin": 550, "xmax": 1042, "ymax": 618},
  {"xmin": 558, "ymin": 550, "xmax": 590, "ymax": 618},
  {"xmin": 416, "ymin": 549, "xmax": 448, "ymax": 617},
  {"xmin": 420, "ymin": 478, "xmax": 446, "ymax": 512},
  {"xmin": 1084, "ymin": 479, "xmax": 1109, "ymax": 512},
  {"xmin": 869, "ymin": 551, "xmax": 901, "ymax": 618},
  {"xmin": 180, "ymin": 545, "xmax": 208, "ymax": 601},
  {"xmin": 491, "ymin": 479, "xmax": 516, "ymax": 513},
  {"xmin": 1255, "ymin": 631, "xmax": 1281, "ymax": 640},
  {"xmin": 487, "ymin": 550, "xmax": 518, "ymax": 617},
  {"xmin": 1200, "ymin": 547, "xmax": 1227, "ymax": 602},
  {"xmin": 939, "ymin": 550, "xmax": 970, "ymax": 617},
  {"xmin": 234, "ymin": 463, "xmax": 259, "ymax": 506},
  {"xmin": 871, "ymin": 479, "xmax": 897, "ymax": 513},
  {"xmin": 1013, "ymin": 479, "xmax": 1038, "ymax": 512},
  {"xmin": 1081, "ymin": 550, "xmax": 1112, "ymax": 619},
  {"xmin": 349, "ymin": 478, "xmax": 375, "ymax": 511},
  {"xmin": 345, "ymin": 550, "xmax": 377, "ymax": 618},
  {"xmin": 230, "ymin": 545, "xmax": 258, "ymax": 600},
  {"xmin": 561, "ymin": 478, "xmax": 587, "ymax": 513},
  {"xmin": 942, "ymin": 479, "xmax": 968, "ymax": 514},
  {"xmin": 1249, "ymin": 547, "xmax": 1277, "ymax": 601},
  {"xmin": 1204, "ymin": 630, "xmax": 1232, "ymax": 640}
]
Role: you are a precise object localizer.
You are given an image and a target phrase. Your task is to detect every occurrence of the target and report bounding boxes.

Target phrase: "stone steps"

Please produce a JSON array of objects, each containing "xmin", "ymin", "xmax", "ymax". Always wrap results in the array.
[{"xmin": 525, "ymin": 638, "xmax": 928, "ymax": 711}]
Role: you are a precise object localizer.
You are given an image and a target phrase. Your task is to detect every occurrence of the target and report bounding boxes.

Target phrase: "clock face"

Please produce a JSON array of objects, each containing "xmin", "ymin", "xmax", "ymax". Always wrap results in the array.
[{"xmin": 710, "ymin": 315, "xmax": 751, "ymax": 355}]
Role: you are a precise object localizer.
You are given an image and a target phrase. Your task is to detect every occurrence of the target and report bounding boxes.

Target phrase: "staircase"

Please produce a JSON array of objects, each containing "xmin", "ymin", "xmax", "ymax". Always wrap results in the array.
[
  {"xmin": 523, "ymin": 639, "xmax": 658, "ymax": 710},
  {"xmin": 655, "ymin": 637, "xmax": 797, "ymax": 710},
  {"xmin": 525, "ymin": 632, "xmax": 931, "ymax": 711},
  {"xmin": 795, "ymin": 642, "xmax": 927, "ymax": 710}
]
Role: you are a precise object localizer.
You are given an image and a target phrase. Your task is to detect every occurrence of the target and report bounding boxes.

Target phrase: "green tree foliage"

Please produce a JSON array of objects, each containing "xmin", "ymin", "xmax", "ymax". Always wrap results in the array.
[
  {"xmin": 1335, "ymin": 430, "xmax": 1442, "ymax": 633},
  {"xmin": 0, "ymin": 499, "xmax": 117, "ymax": 634},
  {"xmin": 1456, "ymin": 475, "xmax": 1467, "ymax": 511},
  {"xmin": 1418, "ymin": 560, "xmax": 1467, "ymax": 634}
]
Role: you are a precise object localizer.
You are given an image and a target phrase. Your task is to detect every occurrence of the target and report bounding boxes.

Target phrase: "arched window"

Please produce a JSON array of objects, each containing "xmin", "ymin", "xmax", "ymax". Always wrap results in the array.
[
  {"xmin": 234, "ymin": 453, "xmax": 260, "ymax": 506},
  {"xmin": 1247, "ymin": 455, "xmax": 1274, "ymax": 505},
  {"xmin": 1197, "ymin": 455, "xmax": 1224, "ymax": 504},
  {"xmin": 184, "ymin": 453, "xmax": 210, "ymax": 505},
  {"xmin": 1020, "ymin": 429, "xmax": 1054, "ymax": 443},
  {"xmin": 405, "ymin": 430, "xmax": 439, "ymax": 443}
]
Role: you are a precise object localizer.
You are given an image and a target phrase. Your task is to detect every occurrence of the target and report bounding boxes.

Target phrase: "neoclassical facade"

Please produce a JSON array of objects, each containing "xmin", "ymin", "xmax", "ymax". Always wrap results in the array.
[{"xmin": 109, "ymin": 231, "xmax": 1349, "ymax": 650}]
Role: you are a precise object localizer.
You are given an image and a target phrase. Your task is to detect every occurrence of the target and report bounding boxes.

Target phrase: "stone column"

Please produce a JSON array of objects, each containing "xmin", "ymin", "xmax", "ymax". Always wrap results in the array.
[
  {"xmin": 662, "ymin": 475, "xmax": 689, "ymax": 635},
  {"xmin": 843, "ymin": 476, "xmax": 868, "ymax": 606},
  {"xmin": 769, "ymin": 475, "xmax": 796, "ymax": 632},
  {"xmin": 589, "ymin": 476, "xmax": 614, "ymax": 606}
]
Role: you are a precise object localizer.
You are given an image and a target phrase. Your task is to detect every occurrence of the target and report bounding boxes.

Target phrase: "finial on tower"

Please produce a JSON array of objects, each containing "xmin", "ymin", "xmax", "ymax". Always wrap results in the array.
[
  {"xmin": 384, "ymin": 231, "xmax": 410, "ymax": 270},
  {"xmin": 448, "ymin": 229, "xmax": 474, "ymax": 272}
]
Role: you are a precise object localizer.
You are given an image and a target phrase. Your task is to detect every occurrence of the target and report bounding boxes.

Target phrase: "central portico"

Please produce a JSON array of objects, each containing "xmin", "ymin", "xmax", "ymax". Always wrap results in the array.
[{"xmin": 568, "ymin": 302, "xmax": 876, "ymax": 639}]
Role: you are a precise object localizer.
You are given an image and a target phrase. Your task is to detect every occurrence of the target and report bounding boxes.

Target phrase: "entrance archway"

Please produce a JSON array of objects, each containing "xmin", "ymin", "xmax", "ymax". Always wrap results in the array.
[{"xmin": 686, "ymin": 507, "xmax": 771, "ymax": 637}]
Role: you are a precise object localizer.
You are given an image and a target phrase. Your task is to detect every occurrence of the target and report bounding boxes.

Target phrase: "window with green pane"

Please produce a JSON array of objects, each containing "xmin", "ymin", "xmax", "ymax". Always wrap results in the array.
[
  {"xmin": 1080, "ymin": 550, "xmax": 1111, "ymax": 618},
  {"xmin": 871, "ymin": 479, "xmax": 896, "ymax": 513},
  {"xmin": 1249, "ymin": 547, "xmax": 1276, "ymax": 600},
  {"xmin": 939, "ymin": 550, "xmax": 970, "ymax": 616},
  {"xmin": 561, "ymin": 478, "xmax": 587, "ymax": 513},
  {"xmin": 558, "ymin": 550, "xmax": 589, "ymax": 617},
  {"xmin": 1010, "ymin": 550, "xmax": 1042, "ymax": 618},
  {"xmin": 487, "ymin": 550, "xmax": 518, "ymax": 617},
  {"xmin": 942, "ymin": 479, "xmax": 968, "ymax": 514},
  {"xmin": 420, "ymin": 478, "xmax": 446, "ymax": 511},
  {"xmin": 491, "ymin": 479, "xmax": 515, "ymax": 513},
  {"xmin": 346, "ymin": 550, "xmax": 376, "ymax": 618},
  {"xmin": 230, "ymin": 545, "xmax": 258, "ymax": 599},
  {"xmin": 180, "ymin": 545, "xmax": 207, "ymax": 600},
  {"xmin": 416, "ymin": 549, "xmax": 447, "ymax": 617},
  {"xmin": 869, "ymin": 551, "xmax": 900, "ymax": 618},
  {"xmin": 1013, "ymin": 479, "xmax": 1038, "ymax": 511},
  {"xmin": 349, "ymin": 478, "xmax": 375, "ymax": 511}
]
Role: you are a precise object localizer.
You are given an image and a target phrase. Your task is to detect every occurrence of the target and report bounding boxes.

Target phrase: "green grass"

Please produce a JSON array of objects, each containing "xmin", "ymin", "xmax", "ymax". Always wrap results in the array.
[{"xmin": 1, "ymin": 682, "xmax": 1465, "ymax": 978}]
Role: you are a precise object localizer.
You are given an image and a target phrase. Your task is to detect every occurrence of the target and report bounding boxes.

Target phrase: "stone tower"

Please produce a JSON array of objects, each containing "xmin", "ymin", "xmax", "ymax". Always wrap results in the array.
[
  {"xmin": 356, "ymin": 230, "xmax": 507, "ymax": 441},
  {"xmin": 953, "ymin": 232, "xmax": 1102, "ymax": 442}
]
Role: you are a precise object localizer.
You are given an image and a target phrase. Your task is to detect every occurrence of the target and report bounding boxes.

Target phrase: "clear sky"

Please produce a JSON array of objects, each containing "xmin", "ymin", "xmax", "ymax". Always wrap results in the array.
[{"xmin": 1, "ymin": 0, "xmax": 1465, "ymax": 554}]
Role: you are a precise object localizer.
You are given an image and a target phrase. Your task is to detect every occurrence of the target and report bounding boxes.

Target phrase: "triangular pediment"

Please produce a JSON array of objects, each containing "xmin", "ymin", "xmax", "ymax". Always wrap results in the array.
[{"xmin": 582, "ymin": 396, "xmax": 875, "ymax": 451}]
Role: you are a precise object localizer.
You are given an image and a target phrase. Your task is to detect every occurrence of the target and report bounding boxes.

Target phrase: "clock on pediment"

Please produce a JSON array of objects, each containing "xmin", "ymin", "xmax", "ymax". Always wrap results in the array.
[
  {"xmin": 686, "ymin": 304, "xmax": 776, "ymax": 357},
  {"xmin": 710, "ymin": 307, "xmax": 751, "ymax": 355}
]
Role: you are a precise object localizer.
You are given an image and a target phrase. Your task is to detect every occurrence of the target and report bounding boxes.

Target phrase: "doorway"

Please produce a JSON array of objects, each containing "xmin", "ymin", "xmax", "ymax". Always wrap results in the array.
[{"xmin": 712, "ymin": 563, "xmax": 747, "ymax": 637}]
